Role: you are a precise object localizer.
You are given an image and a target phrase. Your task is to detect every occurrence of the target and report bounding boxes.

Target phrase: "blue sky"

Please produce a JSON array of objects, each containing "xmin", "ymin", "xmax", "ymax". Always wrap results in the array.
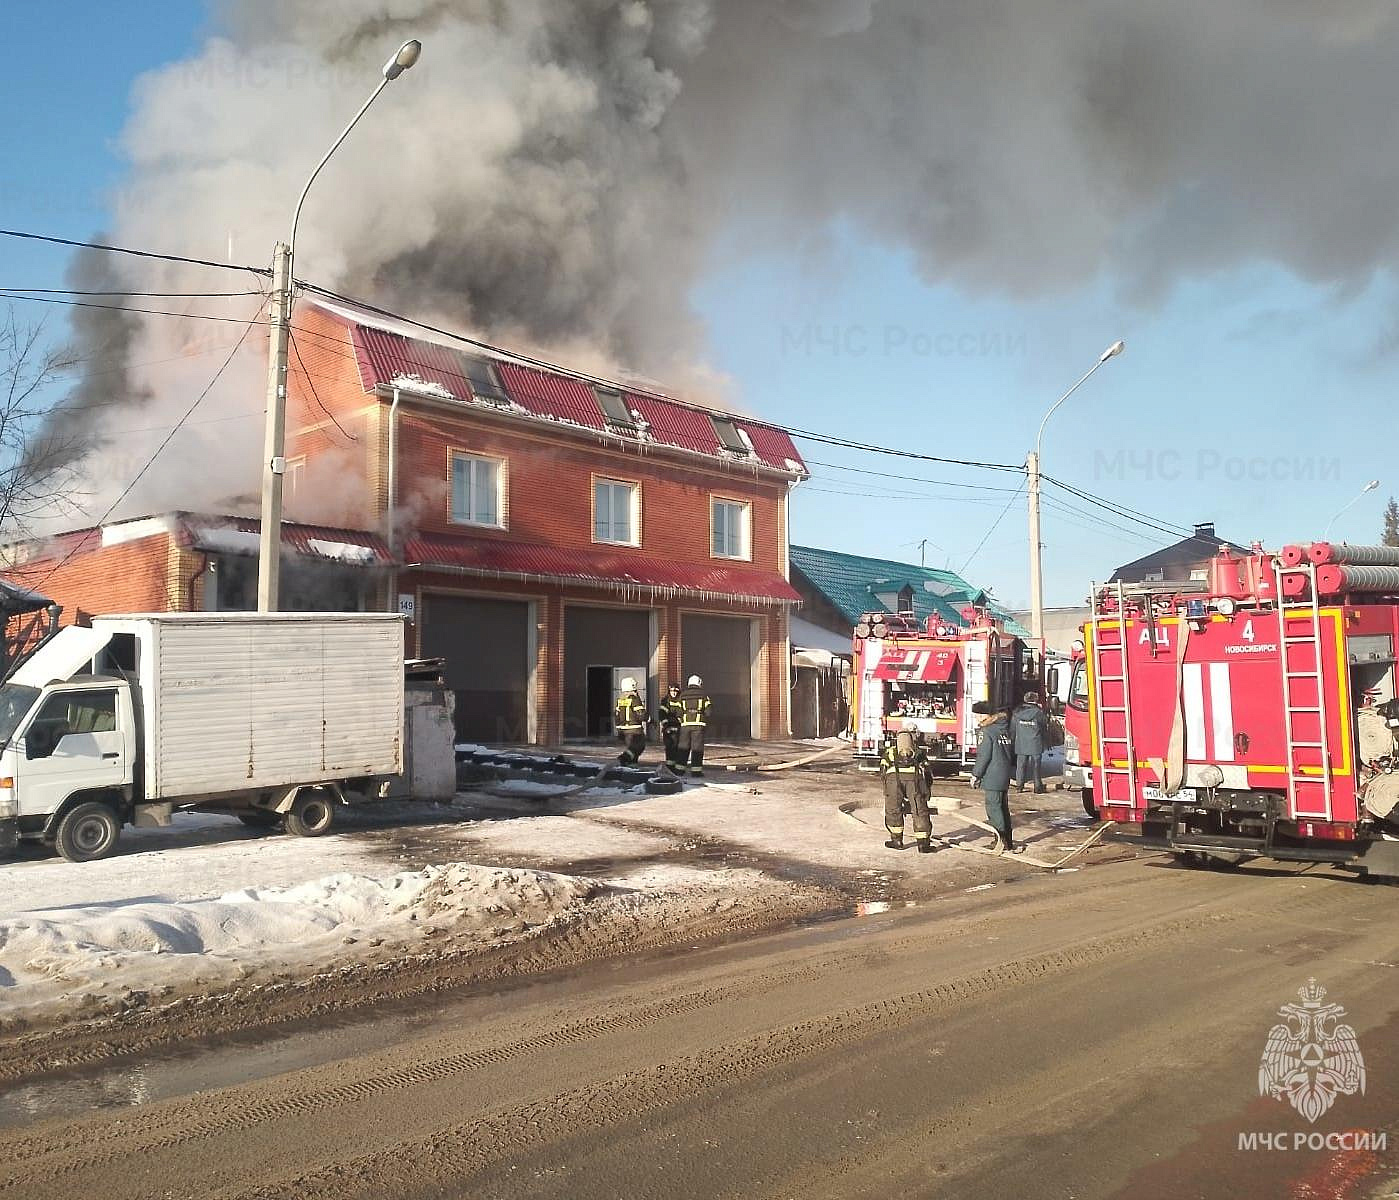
[{"xmin": 3, "ymin": 3, "xmax": 1395, "ymax": 608}]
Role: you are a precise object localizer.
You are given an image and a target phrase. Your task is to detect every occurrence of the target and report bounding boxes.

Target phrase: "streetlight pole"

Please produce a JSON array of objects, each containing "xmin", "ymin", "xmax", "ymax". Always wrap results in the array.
[
  {"xmin": 257, "ymin": 38, "xmax": 423, "ymax": 612},
  {"xmin": 1323, "ymin": 479, "xmax": 1381, "ymax": 540},
  {"xmin": 1027, "ymin": 340, "xmax": 1125, "ymax": 642}
]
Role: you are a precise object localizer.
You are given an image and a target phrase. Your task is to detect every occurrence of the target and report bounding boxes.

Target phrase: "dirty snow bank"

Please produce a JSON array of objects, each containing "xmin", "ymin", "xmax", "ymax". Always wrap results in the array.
[{"xmin": 0, "ymin": 863, "xmax": 597, "ymax": 1023}]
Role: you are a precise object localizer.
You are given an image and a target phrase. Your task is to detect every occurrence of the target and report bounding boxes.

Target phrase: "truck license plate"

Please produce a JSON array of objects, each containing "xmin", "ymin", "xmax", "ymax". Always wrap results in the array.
[{"xmin": 1143, "ymin": 786, "xmax": 1197, "ymax": 802}]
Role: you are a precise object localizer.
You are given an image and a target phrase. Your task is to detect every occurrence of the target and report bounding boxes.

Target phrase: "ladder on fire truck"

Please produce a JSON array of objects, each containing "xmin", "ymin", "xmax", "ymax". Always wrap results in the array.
[
  {"xmin": 1272, "ymin": 559, "xmax": 1334, "ymax": 819},
  {"xmin": 1088, "ymin": 581, "xmax": 1138, "ymax": 808}
]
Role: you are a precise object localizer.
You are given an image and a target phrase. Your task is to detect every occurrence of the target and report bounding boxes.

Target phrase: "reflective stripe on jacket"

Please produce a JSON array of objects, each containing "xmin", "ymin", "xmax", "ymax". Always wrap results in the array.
[
  {"xmin": 615, "ymin": 695, "xmax": 646, "ymax": 731},
  {"xmin": 678, "ymin": 687, "xmax": 711, "ymax": 726},
  {"xmin": 878, "ymin": 744, "xmax": 927, "ymax": 776}
]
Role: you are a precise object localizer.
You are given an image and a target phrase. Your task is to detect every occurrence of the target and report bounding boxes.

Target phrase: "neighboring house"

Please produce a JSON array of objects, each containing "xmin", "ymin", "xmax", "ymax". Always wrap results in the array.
[
  {"xmin": 0, "ymin": 512, "xmax": 394, "ymax": 623},
  {"xmin": 1110, "ymin": 522, "xmax": 1246, "ymax": 586},
  {"xmin": 789, "ymin": 545, "xmax": 1029, "ymax": 643},
  {"xmin": 1007, "ymin": 606, "xmax": 1092, "ymax": 658},
  {"xmin": 3, "ymin": 296, "xmax": 807, "ymax": 749}
]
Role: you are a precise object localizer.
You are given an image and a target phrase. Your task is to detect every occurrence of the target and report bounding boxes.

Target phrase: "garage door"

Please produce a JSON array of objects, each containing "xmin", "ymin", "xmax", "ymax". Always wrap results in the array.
[
  {"xmin": 421, "ymin": 594, "xmax": 530, "ymax": 742},
  {"xmin": 564, "ymin": 606, "xmax": 651, "ymax": 739},
  {"xmin": 681, "ymin": 614, "xmax": 754, "ymax": 739}
]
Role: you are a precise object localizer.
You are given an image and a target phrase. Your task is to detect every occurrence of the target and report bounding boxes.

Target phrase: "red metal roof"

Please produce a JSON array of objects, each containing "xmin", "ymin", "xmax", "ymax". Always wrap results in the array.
[
  {"xmin": 180, "ymin": 515, "xmax": 393, "ymax": 565},
  {"xmin": 404, "ymin": 534, "xmax": 801, "ymax": 604},
  {"xmin": 347, "ymin": 322, "xmax": 806, "ymax": 476},
  {"xmin": 496, "ymin": 362, "xmax": 606, "ymax": 429},
  {"xmin": 353, "ymin": 326, "xmax": 470, "ymax": 400}
]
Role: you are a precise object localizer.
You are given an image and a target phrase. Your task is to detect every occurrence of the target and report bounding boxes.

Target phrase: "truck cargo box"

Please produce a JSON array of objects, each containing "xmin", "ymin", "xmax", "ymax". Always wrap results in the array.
[{"xmin": 92, "ymin": 613, "xmax": 404, "ymax": 801}]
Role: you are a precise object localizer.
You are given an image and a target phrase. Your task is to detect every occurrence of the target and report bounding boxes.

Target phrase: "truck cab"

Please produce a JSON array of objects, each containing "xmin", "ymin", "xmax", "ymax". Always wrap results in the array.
[{"xmin": 0, "ymin": 675, "xmax": 137, "ymax": 861}]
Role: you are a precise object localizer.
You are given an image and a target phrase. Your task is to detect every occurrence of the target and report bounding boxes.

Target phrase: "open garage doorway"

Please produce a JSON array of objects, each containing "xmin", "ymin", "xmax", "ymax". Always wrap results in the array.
[{"xmin": 564, "ymin": 606, "xmax": 652, "ymax": 740}]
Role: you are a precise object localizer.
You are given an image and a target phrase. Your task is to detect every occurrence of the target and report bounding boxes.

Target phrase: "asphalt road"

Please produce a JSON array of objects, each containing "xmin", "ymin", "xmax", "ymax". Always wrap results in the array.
[{"xmin": 2, "ymin": 853, "xmax": 1397, "ymax": 1199}]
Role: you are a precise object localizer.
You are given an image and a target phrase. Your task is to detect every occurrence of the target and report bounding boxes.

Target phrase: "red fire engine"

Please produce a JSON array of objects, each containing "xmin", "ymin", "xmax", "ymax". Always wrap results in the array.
[
  {"xmin": 850, "ymin": 606, "xmax": 1037, "ymax": 769},
  {"xmin": 1085, "ymin": 543, "xmax": 1399, "ymax": 877}
]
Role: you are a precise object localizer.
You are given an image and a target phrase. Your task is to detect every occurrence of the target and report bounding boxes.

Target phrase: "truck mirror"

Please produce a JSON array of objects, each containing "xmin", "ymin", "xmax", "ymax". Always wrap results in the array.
[{"xmin": 25, "ymin": 728, "xmax": 55, "ymax": 760}]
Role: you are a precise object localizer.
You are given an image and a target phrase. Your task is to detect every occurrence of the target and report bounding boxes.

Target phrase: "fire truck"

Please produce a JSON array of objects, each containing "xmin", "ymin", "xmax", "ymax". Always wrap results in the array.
[
  {"xmin": 850, "ymin": 606, "xmax": 1038, "ymax": 769},
  {"xmin": 1060, "ymin": 642, "xmax": 1096, "ymax": 815},
  {"xmin": 1084, "ymin": 543, "xmax": 1399, "ymax": 877}
]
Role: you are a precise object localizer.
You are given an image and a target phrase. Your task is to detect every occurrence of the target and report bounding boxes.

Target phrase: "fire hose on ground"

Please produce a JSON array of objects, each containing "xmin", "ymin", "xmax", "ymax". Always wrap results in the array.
[{"xmin": 837, "ymin": 796, "xmax": 1115, "ymax": 871}]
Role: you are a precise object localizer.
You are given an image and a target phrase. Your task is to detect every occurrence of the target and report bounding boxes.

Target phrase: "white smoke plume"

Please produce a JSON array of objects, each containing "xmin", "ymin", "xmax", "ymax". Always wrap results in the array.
[{"xmin": 43, "ymin": 0, "xmax": 1399, "ymax": 526}]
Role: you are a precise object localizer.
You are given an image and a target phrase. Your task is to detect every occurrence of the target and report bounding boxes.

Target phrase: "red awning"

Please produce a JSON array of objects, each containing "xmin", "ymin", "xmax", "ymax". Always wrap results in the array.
[
  {"xmin": 871, "ymin": 647, "xmax": 960, "ymax": 682},
  {"xmin": 404, "ymin": 534, "xmax": 801, "ymax": 605}
]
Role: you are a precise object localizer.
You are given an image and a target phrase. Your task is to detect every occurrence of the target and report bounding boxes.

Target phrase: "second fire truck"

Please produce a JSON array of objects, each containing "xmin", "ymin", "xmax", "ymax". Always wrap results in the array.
[
  {"xmin": 850, "ymin": 606, "xmax": 1040, "ymax": 770},
  {"xmin": 1081, "ymin": 542, "xmax": 1399, "ymax": 877}
]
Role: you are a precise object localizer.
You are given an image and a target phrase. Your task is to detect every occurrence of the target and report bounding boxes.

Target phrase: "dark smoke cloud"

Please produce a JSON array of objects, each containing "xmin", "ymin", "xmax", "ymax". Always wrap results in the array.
[{"xmin": 52, "ymin": 0, "xmax": 1399, "ymax": 520}]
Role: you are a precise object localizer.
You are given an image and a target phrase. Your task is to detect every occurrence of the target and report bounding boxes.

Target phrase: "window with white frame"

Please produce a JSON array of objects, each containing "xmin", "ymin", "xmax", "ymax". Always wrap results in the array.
[
  {"xmin": 450, "ymin": 451, "xmax": 505, "ymax": 527},
  {"xmin": 594, "ymin": 478, "xmax": 639, "ymax": 545},
  {"xmin": 711, "ymin": 497, "xmax": 750, "ymax": 559}
]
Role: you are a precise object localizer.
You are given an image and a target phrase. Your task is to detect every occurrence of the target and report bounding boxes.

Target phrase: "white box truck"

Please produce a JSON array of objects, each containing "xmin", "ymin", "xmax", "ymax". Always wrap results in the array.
[{"xmin": 0, "ymin": 613, "xmax": 404, "ymax": 862}]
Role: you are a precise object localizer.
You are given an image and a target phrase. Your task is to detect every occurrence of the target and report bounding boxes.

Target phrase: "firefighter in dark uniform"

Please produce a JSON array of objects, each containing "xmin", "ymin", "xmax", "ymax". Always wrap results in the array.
[
  {"xmin": 880, "ymin": 723, "xmax": 934, "ymax": 852},
  {"xmin": 614, "ymin": 677, "xmax": 648, "ymax": 765},
  {"xmin": 658, "ymin": 683, "xmax": 684, "ymax": 772},
  {"xmin": 676, "ymin": 675, "xmax": 712, "ymax": 777}
]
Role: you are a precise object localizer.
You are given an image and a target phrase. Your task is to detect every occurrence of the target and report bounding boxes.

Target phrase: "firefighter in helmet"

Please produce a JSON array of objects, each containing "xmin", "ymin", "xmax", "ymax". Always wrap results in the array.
[
  {"xmin": 880, "ymin": 722, "xmax": 934, "ymax": 852},
  {"xmin": 676, "ymin": 674, "xmax": 712, "ymax": 777},
  {"xmin": 658, "ymin": 682, "xmax": 684, "ymax": 772},
  {"xmin": 614, "ymin": 677, "xmax": 648, "ymax": 765}
]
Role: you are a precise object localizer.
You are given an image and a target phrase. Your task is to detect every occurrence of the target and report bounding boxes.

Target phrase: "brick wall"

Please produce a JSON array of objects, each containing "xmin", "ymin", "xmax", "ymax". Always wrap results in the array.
[
  {"xmin": 394, "ymin": 408, "xmax": 789, "ymax": 574},
  {"xmin": 5, "ymin": 531, "xmax": 185, "ymax": 624},
  {"xmin": 284, "ymin": 305, "xmax": 383, "ymax": 532}
]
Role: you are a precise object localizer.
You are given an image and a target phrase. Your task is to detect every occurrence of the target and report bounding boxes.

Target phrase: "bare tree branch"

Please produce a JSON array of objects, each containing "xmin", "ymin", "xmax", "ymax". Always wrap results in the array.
[{"xmin": 0, "ymin": 306, "xmax": 92, "ymax": 539}]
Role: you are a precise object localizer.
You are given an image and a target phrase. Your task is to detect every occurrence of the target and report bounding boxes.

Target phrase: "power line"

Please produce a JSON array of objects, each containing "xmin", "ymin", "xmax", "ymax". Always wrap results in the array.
[
  {"xmin": 2, "ymin": 291, "xmax": 271, "ymax": 325},
  {"xmin": 804, "ymin": 458, "xmax": 1024, "ymax": 493},
  {"xmin": 1040, "ymin": 474, "xmax": 1190, "ymax": 538},
  {"xmin": 293, "ymin": 289, "xmax": 1022, "ymax": 473},
  {"xmin": 960, "ymin": 480, "xmax": 1027, "ymax": 574},
  {"xmin": 0, "ymin": 228, "xmax": 271, "ymax": 277},
  {"xmin": 3, "ymin": 287, "xmax": 262, "ymax": 299},
  {"xmin": 783, "ymin": 424, "xmax": 1023, "ymax": 472},
  {"xmin": 29, "ymin": 303, "xmax": 264, "ymax": 590}
]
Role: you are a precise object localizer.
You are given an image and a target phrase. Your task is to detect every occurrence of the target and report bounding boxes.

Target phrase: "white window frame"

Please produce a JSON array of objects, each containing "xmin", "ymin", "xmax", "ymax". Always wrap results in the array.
[
  {"xmin": 593, "ymin": 476, "xmax": 640, "ymax": 547},
  {"xmin": 710, "ymin": 496, "xmax": 752, "ymax": 561},
  {"xmin": 448, "ymin": 449, "xmax": 508, "ymax": 529}
]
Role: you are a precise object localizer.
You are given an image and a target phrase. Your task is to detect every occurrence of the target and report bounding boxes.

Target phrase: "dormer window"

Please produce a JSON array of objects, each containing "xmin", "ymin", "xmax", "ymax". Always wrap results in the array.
[
  {"xmin": 711, "ymin": 414, "xmax": 751, "ymax": 456},
  {"xmin": 592, "ymin": 384, "xmax": 637, "ymax": 430},
  {"xmin": 463, "ymin": 357, "xmax": 510, "ymax": 407}
]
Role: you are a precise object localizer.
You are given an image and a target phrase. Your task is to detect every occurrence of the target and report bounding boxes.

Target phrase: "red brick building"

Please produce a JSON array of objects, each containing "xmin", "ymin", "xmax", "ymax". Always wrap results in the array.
[{"xmin": 6, "ymin": 299, "xmax": 808, "ymax": 745}]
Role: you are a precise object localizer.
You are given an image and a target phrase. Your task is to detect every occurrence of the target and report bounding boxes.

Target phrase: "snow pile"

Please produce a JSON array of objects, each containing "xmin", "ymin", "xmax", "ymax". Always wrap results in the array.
[{"xmin": 0, "ymin": 863, "xmax": 598, "ymax": 1022}]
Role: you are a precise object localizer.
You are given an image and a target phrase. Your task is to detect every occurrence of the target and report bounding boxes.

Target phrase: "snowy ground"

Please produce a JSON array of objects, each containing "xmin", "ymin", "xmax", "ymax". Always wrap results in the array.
[{"xmin": 0, "ymin": 747, "xmax": 1109, "ymax": 1036}]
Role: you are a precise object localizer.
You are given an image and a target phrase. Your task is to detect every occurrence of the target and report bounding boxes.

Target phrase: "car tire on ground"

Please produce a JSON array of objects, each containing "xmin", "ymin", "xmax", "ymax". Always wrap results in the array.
[
  {"xmin": 284, "ymin": 790, "xmax": 336, "ymax": 838},
  {"xmin": 1081, "ymin": 789, "xmax": 1098, "ymax": 819},
  {"xmin": 55, "ymin": 801, "xmax": 121, "ymax": 863}
]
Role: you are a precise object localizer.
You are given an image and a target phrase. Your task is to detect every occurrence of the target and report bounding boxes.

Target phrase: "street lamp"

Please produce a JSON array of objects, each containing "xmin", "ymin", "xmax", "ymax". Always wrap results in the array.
[
  {"xmin": 1323, "ymin": 479, "xmax": 1380, "ymax": 540},
  {"xmin": 257, "ymin": 38, "xmax": 423, "ymax": 612},
  {"xmin": 1027, "ymin": 340, "xmax": 1124, "ymax": 642}
]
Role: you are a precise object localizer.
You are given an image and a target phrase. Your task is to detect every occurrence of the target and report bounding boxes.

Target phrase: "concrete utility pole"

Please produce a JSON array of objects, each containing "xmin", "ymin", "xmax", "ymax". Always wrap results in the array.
[
  {"xmin": 1028, "ymin": 340, "xmax": 1125, "ymax": 642},
  {"xmin": 256, "ymin": 38, "xmax": 422, "ymax": 612},
  {"xmin": 256, "ymin": 242, "xmax": 292, "ymax": 613}
]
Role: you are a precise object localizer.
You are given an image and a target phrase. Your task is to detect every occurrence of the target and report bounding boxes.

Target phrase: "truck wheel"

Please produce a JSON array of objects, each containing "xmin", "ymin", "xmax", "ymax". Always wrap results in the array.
[
  {"xmin": 55, "ymin": 802, "xmax": 121, "ymax": 863},
  {"xmin": 285, "ymin": 790, "xmax": 335, "ymax": 838},
  {"xmin": 1081, "ymin": 789, "xmax": 1098, "ymax": 819}
]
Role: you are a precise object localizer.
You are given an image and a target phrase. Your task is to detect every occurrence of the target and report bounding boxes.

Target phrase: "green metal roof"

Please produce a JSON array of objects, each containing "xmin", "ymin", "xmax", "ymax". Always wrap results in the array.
[{"xmin": 790, "ymin": 545, "xmax": 1031, "ymax": 638}]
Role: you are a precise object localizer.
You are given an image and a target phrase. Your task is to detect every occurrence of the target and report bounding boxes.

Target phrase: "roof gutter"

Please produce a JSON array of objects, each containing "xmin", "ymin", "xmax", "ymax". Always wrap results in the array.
[{"xmin": 399, "ymin": 559, "xmax": 800, "ymax": 607}]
